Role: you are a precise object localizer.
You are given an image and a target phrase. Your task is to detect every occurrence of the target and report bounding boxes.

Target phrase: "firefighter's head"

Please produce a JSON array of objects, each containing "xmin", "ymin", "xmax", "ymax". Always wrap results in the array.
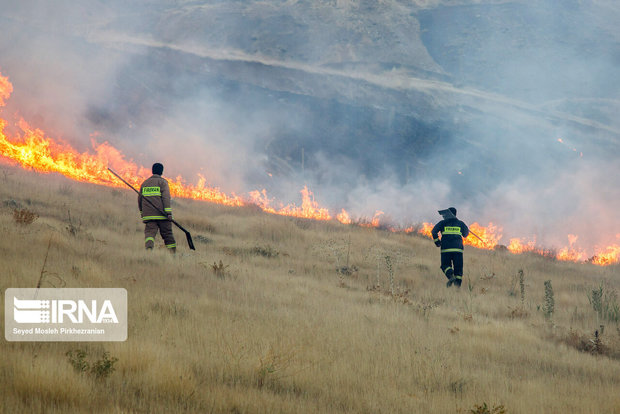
[
  {"xmin": 152, "ymin": 163, "xmax": 164, "ymax": 175},
  {"xmin": 449, "ymin": 207, "xmax": 457, "ymax": 216}
]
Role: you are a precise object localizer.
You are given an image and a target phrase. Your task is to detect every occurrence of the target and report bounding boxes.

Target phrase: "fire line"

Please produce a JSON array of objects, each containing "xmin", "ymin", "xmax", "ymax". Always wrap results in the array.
[{"xmin": 0, "ymin": 71, "xmax": 617, "ymax": 265}]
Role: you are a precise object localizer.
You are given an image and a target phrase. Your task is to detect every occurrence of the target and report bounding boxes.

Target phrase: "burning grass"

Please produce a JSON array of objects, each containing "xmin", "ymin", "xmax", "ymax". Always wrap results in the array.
[
  {"xmin": 1, "ymin": 165, "xmax": 620, "ymax": 413},
  {"xmin": 0, "ymin": 69, "xmax": 618, "ymax": 266}
]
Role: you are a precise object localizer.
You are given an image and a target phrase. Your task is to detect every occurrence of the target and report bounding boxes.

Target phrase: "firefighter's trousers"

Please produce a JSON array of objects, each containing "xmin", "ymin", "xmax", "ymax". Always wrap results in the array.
[
  {"xmin": 144, "ymin": 220, "xmax": 176, "ymax": 250},
  {"xmin": 441, "ymin": 251, "xmax": 463, "ymax": 286}
]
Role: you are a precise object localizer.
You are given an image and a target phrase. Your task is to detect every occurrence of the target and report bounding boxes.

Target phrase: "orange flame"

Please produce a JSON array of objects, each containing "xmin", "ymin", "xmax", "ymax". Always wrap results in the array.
[
  {"xmin": 507, "ymin": 237, "xmax": 538, "ymax": 254},
  {"xmin": 467, "ymin": 222, "xmax": 502, "ymax": 249},
  {"xmin": 248, "ymin": 186, "xmax": 331, "ymax": 220},
  {"xmin": 360, "ymin": 211, "xmax": 384, "ymax": 228},
  {"xmin": 589, "ymin": 245, "xmax": 620, "ymax": 266},
  {"xmin": 556, "ymin": 234, "xmax": 587, "ymax": 262},
  {"xmin": 0, "ymin": 114, "xmax": 331, "ymax": 217},
  {"xmin": 0, "ymin": 70, "xmax": 618, "ymax": 265},
  {"xmin": 0, "ymin": 70, "xmax": 336, "ymax": 219},
  {"xmin": 336, "ymin": 208, "xmax": 352, "ymax": 225},
  {"xmin": 0, "ymin": 117, "xmax": 245, "ymax": 207},
  {"xmin": 419, "ymin": 222, "xmax": 434, "ymax": 237},
  {"xmin": 421, "ymin": 220, "xmax": 619, "ymax": 265}
]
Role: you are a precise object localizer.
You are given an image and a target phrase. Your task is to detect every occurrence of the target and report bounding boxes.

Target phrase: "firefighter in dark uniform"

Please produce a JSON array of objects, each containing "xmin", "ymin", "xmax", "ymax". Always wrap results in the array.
[
  {"xmin": 138, "ymin": 163, "xmax": 176, "ymax": 252},
  {"xmin": 431, "ymin": 207, "xmax": 469, "ymax": 287}
]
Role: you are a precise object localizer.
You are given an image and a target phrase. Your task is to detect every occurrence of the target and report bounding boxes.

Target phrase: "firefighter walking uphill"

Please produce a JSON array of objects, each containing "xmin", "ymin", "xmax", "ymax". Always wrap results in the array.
[
  {"xmin": 139, "ymin": 163, "xmax": 176, "ymax": 252},
  {"xmin": 431, "ymin": 207, "xmax": 469, "ymax": 287}
]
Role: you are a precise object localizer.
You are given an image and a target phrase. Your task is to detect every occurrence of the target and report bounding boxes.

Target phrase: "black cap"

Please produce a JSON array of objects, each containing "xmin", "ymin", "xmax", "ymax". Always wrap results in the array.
[
  {"xmin": 449, "ymin": 207, "xmax": 457, "ymax": 216},
  {"xmin": 152, "ymin": 163, "xmax": 164, "ymax": 175}
]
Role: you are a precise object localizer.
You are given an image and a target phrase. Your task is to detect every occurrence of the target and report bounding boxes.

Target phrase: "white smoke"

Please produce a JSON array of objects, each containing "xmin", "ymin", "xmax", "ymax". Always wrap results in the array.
[{"xmin": 1, "ymin": 0, "xmax": 619, "ymax": 255}]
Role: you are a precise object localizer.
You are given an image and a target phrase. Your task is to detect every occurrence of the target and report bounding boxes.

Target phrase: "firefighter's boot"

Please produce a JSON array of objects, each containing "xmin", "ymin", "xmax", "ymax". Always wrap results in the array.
[
  {"xmin": 444, "ymin": 267, "xmax": 455, "ymax": 287},
  {"xmin": 453, "ymin": 275, "xmax": 463, "ymax": 288}
]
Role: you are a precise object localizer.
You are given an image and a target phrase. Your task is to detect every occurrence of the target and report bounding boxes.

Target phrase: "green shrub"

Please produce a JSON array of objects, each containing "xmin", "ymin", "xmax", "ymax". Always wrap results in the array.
[
  {"xmin": 66, "ymin": 349, "xmax": 118, "ymax": 379},
  {"xmin": 588, "ymin": 283, "xmax": 620, "ymax": 323}
]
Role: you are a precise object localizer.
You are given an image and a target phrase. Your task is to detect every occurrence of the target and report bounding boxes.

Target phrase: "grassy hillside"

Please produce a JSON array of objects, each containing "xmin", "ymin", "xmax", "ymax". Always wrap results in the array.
[{"xmin": 1, "ymin": 163, "xmax": 619, "ymax": 413}]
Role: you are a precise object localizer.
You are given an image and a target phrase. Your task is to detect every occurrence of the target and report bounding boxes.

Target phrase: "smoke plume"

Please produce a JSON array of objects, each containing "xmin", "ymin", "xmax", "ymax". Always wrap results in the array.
[{"xmin": 1, "ymin": 0, "xmax": 619, "ymax": 254}]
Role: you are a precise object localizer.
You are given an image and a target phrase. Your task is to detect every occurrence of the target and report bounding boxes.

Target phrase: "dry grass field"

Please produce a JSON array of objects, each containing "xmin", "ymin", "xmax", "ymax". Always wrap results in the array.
[{"xmin": 1, "ymin": 163, "xmax": 619, "ymax": 413}]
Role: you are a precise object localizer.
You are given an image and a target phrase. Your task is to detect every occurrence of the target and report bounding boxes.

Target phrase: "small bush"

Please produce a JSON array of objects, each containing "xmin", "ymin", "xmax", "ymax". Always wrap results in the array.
[
  {"xmin": 66, "ymin": 349, "xmax": 89, "ymax": 373},
  {"xmin": 252, "ymin": 245, "xmax": 279, "ymax": 258},
  {"xmin": 90, "ymin": 352, "xmax": 119, "ymax": 379},
  {"xmin": 469, "ymin": 402, "xmax": 507, "ymax": 414},
  {"xmin": 13, "ymin": 208, "xmax": 38, "ymax": 225},
  {"xmin": 195, "ymin": 234, "xmax": 213, "ymax": 244},
  {"xmin": 563, "ymin": 329, "xmax": 610, "ymax": 357},
  {"xmin": 66, "ymin": 349, "xmax": 118, "ymax": 379},
  {"xmin": 336, "ymin": 265, "xmax": 358, "ymax": 276},
  {"xmin": 589, "ymin": 330, "xmax": 606, "ymax": 356}
]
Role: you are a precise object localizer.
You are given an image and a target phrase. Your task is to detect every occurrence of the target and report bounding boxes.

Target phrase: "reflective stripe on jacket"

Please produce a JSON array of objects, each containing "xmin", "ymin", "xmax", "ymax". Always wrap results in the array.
[
  {"xmin": 431, "ymin": 217, "xmax": 469, "ymax": 252},
  {"xmin": 138, "ymin": 174, "xmax": 172, "ymax": 221}
]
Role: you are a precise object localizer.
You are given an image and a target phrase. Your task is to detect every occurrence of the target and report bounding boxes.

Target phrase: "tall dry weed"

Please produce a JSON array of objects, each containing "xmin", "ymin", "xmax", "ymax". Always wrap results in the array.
[
  {"xmin": 588, "ymin": 282, "xmax": 620, "ymax": 324},
  {"xmin": 543, "ymin": 280, "xmax": 555, "ymax": 320}
]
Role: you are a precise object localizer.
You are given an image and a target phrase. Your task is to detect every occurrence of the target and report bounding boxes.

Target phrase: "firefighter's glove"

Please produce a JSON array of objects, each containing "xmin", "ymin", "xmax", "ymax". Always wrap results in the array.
[
  {"xmin": 167, "ymin": 214, "xmax": 173, "ymax": 221},
  {"xmin": 434, "ymin": 240, "xmax": 441, "ymax": 247}
]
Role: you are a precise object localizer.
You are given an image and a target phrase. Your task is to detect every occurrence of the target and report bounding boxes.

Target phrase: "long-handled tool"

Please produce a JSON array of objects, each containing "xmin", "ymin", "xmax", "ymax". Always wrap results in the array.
[
  {"xmin": 468, "ymin": 230, "xmax": 485, "ymax": 244},
  {"xmin": 108, "ymin": 167, "xmax": 195, "ymax": 250},
  {"xmin": 438, "ymin": 208, "xmax": 485, "ymax": 244}
]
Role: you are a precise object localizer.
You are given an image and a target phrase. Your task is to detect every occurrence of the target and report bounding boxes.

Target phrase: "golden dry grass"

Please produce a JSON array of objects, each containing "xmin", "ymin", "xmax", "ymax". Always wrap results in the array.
[{"xmin": 1, "ymin": 163, "xmax": 619, "ymax": 413}]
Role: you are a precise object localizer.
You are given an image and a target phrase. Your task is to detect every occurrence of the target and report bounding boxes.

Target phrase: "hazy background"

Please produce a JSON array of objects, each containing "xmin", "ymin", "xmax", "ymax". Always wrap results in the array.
[{"xmin": 1, "ymin": 0, "xmax": 619, "ymax": 252}]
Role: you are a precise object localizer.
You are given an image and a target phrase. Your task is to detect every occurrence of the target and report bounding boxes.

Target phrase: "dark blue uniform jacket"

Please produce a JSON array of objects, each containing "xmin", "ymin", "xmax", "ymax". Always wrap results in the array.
[{"xmin": 431, "ymin": 218, "xmax": 470, "ymax": 252}]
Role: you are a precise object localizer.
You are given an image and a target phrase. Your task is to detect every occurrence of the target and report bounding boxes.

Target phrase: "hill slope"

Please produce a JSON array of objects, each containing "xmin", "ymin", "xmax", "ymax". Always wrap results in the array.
[{"xmin": 1, "ymin": 165, "xmax": 619, "ymax": 413}]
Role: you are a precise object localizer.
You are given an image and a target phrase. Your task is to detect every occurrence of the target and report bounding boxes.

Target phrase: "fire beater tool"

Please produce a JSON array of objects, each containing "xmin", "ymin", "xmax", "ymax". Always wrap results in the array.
[
  {"xmin": 108, "ymin": 167, "xmax": 196, "ymax": 250},
  {"xmin": 438, "ymin": 208, "xmax": 485, "ymax": 244}
]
